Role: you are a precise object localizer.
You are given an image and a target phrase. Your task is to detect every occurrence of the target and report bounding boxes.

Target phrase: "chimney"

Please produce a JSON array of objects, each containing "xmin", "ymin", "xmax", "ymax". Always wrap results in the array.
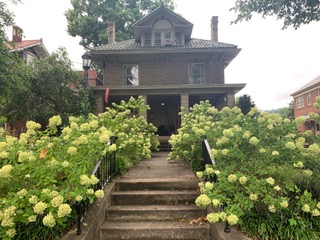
[
  {"xmin": 211, "ymin": 16, "xmax": 218, "ymax": 42},
  {"xmin": 12, "ymin": 26, "xmax": 23, "ymax": 43},
  {"xmin": 108, "ymin": 21, "xmax": 115, "ymax": 44}
]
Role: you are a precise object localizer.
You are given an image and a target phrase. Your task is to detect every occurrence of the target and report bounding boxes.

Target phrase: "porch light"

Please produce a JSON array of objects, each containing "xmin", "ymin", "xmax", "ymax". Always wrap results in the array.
[
  {"xmin": 81, "ymin": 51, "xmax": 92, "ymax": 87},
  {"xmin": 82, "ymin": 51, "xmax": 92, "ymax": 71}
]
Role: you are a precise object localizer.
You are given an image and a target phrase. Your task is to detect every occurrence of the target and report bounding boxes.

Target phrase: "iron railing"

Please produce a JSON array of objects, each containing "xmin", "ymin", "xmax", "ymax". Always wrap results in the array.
[
  {"xmin": 76, "ymin": 136, "xmax": 117, "ymax": 235},
  {"xmin": 201, "ymin": 137, "xmax": 230, "ymax": 233}
]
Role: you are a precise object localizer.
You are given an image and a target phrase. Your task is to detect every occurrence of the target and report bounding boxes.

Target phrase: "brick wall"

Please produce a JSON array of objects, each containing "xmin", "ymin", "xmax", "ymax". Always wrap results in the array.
[
  {"xmin": 294, "ymin": 88, "xmax": 319, "ymax": 118},
  {"xmin": 104, "ymin": 53, "xmax": 225, "ymax": 86}
]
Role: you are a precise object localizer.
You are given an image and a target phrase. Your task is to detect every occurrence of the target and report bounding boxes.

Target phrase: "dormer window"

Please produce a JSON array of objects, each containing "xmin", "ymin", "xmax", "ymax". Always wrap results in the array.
[
  {"xmin": 175, "ymin": 32, "xmax": 182, "ymax": 45},
  {"xmin": 154, "ymin": 32, "xmax": 162, "ymax": 46},
  {"xmin": 144, "ymin": 32, "xmax": 151, "ymax": 46},
  {"xmin": 164, "ymin": 31, "xmax": 172, "ymax": 45},
  {"xmin": 141, "ymin": 18, "xmax": 185, "ymax": 47}
]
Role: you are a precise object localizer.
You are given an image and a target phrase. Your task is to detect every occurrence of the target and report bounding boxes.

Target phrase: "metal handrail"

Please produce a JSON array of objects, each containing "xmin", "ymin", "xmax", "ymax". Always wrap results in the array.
[
  {"xmin": 201, "ymin": 137, "xmax": 215, "ymax": 169},
  {"xmin": 76, "ymin": 136, "xmax": 117, "ymax": 235}
]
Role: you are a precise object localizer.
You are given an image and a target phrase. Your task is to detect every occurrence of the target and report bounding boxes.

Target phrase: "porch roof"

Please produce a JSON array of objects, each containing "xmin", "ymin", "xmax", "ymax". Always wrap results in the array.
[{"xmin": 91, "ymin": 83, "xmax": 246, "ymax": 96}]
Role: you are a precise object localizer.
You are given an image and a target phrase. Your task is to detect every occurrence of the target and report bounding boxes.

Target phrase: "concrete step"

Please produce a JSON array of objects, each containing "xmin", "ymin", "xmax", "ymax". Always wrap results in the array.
[
  {"xmin": 99, "ymin": 220, "xmax": 211, "ymax": 240},
  {"xmin": 116, "ymin": 178, "xmax": 200, "ymax": 191},
  {"xmin": 107, "ymin": 205, "xmax": 206, "ymax": 221},
  {"xmin": 111, "ymin": 190, "xmax": 199, "ymax": 205}
]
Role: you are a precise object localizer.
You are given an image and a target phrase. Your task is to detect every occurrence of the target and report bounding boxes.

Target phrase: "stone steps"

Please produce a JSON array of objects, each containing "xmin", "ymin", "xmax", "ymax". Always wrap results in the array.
[
  {"xmin": 99, "ymin": 221, "xmax": 210, "ymax": 240},
  {"xmin": 116, "ymin": 178, "xmax": 199, "ymax": 191},
  {"xmin": 107, "ymin": 204, "xmax": 206, "ymax": 221},
  {"xmin": 111, "ymin": 190, "xmax": 199, "ymax": 205},
  {"xmin": 99, "ymin": 181, "xmax": 210, "ymax": 239}
]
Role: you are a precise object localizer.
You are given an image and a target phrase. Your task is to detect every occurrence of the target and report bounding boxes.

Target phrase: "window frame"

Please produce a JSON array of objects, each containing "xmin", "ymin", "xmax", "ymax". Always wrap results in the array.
[
  {"xmin": 306, "ymin": 92, "xmax": 312, "ymax": 106},
  {"xmin": 123, "ymin": 65, "xmax": 139, "ymax": 86},
  {"xmin": 296, "ymin": 95, "xmax": 304, "ymax": 109},
  {"xmin": 188, "ymin": 63, "xmax": 205, "ymax": 84}
]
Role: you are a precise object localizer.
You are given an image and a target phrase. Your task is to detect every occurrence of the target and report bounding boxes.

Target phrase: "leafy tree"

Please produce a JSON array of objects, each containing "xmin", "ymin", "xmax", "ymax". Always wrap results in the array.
[
  {"xmin": 236, "ymin": 94, "xmax": 256, "ymax": 115},
  {"xmin": 270, "ymin": 100, "xmax": 295, "ymax": 120},
  {"xmin": 1, "ymin": 47, "xmax": 95, "ymax": 128},
  {"xmin": 0, "ymin": 0, "xmax": 31, "ymax": 126},
  {"xmin": 231, "ymin": 0, "xmax": 320, "ymax": 29},
  {"xmin": 65, "ymin": 0, "xmax": 175, "ymax": 48}
]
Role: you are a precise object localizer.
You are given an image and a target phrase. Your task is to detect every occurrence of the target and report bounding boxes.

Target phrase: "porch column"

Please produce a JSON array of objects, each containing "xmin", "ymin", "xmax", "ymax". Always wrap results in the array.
[
  {"xmin": 94, "ymin": 92, "xmax": 105, "ymax": 115},
  {"xmin": 140, "ymin": 95, "xmax": 147, "ymax": 120},
  {"xmin": 226, "ymin": 93, "xmax": 235, "ymax": 108},
  {"xmin": 180, "ymin": 93, "xmax": 189, "ymax": 111}
]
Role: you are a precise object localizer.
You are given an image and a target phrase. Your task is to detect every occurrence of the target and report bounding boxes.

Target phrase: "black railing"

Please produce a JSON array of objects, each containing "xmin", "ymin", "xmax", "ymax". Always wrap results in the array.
[
  {"xmin": 201, "ymin": 137, "xmax": 230, "ymax": 233},
  {"xmin": 76, "ymin": 136, "xmax": 117, "ymax": 235},
  {"xmin": 201, "ymin": 137, "xmax": 216, "ymax": 170}
]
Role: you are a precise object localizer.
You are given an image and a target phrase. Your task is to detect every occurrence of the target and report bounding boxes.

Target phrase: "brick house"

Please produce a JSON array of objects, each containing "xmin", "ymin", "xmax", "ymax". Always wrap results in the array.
[
  {"xmin": 7, "ymin": 26, "xmax": 49, "ymax": 64},
  {"xmin": 291, "ymin": 75, "xmax": 320, "ymax": 135},
  {"xmin": 4, "ymin": 26, "xmax": 49, "ymax": 135},
  {"xmin": 89, "ymin": 5, "xmax": 245, "ymax": 135}
]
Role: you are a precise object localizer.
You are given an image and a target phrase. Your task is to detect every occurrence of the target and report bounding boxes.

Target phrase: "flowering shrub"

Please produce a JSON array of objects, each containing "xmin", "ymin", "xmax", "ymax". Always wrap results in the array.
[
  {"xmin": 169, "ymin": 100, "xmax": 320, "ymax": 239},
  {"xmin": 0, "ymin": 96, "xmax": 158, "ymax": 239}
]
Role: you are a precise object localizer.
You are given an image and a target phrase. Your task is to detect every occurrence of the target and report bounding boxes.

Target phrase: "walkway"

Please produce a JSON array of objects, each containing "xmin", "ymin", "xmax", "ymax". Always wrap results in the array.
[{"xmin": 99, "ymin": 151, "xmax": 211, "ymax": 240}]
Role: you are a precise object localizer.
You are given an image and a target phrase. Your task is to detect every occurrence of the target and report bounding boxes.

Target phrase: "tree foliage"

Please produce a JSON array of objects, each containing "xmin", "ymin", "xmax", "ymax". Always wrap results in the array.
[
  {"xmin": 65, "ymin": 0, "xmax": 175, "ymax": 48},
  {"xmin": 231, "ymin": 0, "xmax": 320, "ymax": 29},
  {"xmin": 270, "ymin": 100, "xmax": 295, "ymax": 120},
  {"xmin": 1, "ymin": 47, "xmax": 95, "ymax": 128},
  {"xmin": 0, "ymin": 0, "xmax": 31, "ymax": 124},
  {"xmin": 236, "ymin": 94, "xmax": 256, "ymax": 115}
]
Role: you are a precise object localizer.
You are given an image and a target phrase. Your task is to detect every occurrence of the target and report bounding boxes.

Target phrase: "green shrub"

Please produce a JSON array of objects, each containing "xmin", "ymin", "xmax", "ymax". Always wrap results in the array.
[
  {"xmin": 0, "ymin": 96, "xmax": 158, "ymax": 239},
  {"xmin": 169, "ymin": 100, "xmax": 320, "ymax": 239}
]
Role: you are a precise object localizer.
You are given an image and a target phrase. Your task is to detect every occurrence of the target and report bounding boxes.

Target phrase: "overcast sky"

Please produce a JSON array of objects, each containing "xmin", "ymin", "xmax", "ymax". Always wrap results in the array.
[{"xmin": 6, "ymin": 0, "xmax": 320, "ymax": 110}]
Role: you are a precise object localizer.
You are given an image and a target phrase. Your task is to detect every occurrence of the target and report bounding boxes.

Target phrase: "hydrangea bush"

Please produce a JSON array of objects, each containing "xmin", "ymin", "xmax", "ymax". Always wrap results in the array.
[
  {"xmin": 169, "ymin": 100, "xmax": 320, "ymax": 239},
  {"xmin": 0, "ymin": 96, "xmax": 158, "ymax": 239}
]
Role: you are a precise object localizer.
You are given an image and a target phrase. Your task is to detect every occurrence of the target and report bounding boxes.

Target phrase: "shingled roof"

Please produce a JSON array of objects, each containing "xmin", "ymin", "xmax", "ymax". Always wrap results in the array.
[
  {"xmin": 91, "ymin": 38, "xmax": 237, "ymax": 52},
  {"xmin": 291, "ymin": 75, "xmax": 320, "ymax": 96},
  {"xmin": 7, "ymin": 39, "xmax": 49, "ymax": 57}
]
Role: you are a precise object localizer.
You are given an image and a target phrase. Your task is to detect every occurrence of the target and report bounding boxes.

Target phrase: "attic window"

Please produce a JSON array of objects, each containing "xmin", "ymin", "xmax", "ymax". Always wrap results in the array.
[
  {"xmin": 153, "ymin": 19, "xmax": 172, "ymax": 29},
  {"xmin": 144, "ymin": 32, "xmax": 151, "ymax": 46}
]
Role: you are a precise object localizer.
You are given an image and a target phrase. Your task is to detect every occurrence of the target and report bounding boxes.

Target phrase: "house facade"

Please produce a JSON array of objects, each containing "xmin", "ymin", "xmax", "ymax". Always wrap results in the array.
[
  {"xmin": 7, "ymin": 26, "xmax": 49, "ymax": 64},
  {"xmin": 89, "ymin": 6, "xmax": 245, "ymax": 135},
  {"xmin": 291, "ymin": 75, "xmax": 320, "ymax": 135}
]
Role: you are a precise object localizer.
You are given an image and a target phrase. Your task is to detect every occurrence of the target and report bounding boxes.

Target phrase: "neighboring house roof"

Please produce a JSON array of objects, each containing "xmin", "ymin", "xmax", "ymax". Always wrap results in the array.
[
  {"xmin": 91, "ymin": 38, "xmax": 237, "ymax": 52},
  {"xmin": 291, "ymin": 75, "xmax": 320, "ymax": 96},
  {"xmin": 7, "ymin": 38, "xmax": 49, "ymax": 58}
]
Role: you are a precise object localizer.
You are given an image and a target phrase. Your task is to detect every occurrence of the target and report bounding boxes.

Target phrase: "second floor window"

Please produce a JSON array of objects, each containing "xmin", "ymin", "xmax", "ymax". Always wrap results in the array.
[
  {"xmin": 188, "ymin": 63, "xmax": 205, "ymax": 84},
  {"xmin": 306, "ymin": 92, "xmax": 311, "ymax": 106},
  {"xmin": 124, "ymin": 65, "xmax": 139, "ymax": 85},
  {"xmin": 144, "ymin": 32, "xmax": 151, "ymax": 46},
  {"xmin": 296, "ymin": 95, "xmax": 304, "ymax": 109}
]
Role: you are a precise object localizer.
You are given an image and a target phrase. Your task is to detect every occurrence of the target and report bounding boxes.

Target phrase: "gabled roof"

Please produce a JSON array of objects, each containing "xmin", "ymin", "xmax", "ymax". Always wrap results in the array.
[
  {"xmin": 91, "ymin": 38, "xmax": 237, "ymax": 52},
  {"xmin": 7, "ymin": 39, "xmax": 49, "ymax": 58},
  {"xmin": 133, "ymin": 5, "xmax": 192, "ymax": 27},
  {"xmin": 291, "ymin": 75, "xmax": 320, "ymax": 96},
  {"xmin": 132, "ymin": 5, "xmax": 193, "ymax": 41}
]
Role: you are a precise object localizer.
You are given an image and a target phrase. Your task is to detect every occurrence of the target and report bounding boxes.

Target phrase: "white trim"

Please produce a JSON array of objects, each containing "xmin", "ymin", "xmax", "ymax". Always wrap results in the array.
[{"xmin": 293, "ymin": 85, "xmax": 320, "ymax": 97}]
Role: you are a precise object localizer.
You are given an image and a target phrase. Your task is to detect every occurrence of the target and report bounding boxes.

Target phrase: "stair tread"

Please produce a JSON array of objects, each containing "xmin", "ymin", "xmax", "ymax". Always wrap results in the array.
[
  {"xmin": 107, "ymin": 204, "xmax": 202, "ymax": 211},
  {"xmin": 117, "ymin": 178, "xmax": 199, "ymax": 182},
  {"xmin": 101, "ymin": 220, "xmax": 210, "ymax": 229},
  {"xmin": 113, "ymin": 190, "xmax": 198, "ymax": 194}
]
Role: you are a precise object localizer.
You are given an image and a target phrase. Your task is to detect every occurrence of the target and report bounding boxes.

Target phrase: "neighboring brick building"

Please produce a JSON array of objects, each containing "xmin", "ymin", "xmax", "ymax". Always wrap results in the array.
[
  {"xmin": 7, "ymin": 26, "xmax": 49, "ymax": 64},
  {"xmin": 4, "ymin": 26, "xmax": 49, "ymax": 135},
  {"xmin": 77, "ymin": 69, "xmax": 103, "ymax": 88},
  {"xmin": 291, "ymin": 75, "xmax": 320, "ymax": 134},
  {"xmin": 89, "ymin": 5, "xmax": 246, "ymax": 134}
]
